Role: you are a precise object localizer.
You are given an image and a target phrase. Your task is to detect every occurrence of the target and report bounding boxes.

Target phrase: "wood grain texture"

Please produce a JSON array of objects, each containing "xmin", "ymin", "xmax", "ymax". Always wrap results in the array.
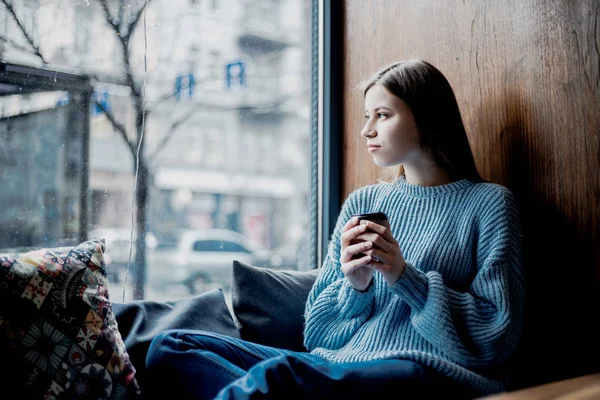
[
  {"xmin": 342, "ymin": 0, "xmax": 600, "ymax": 391},
  {"xmin": 476, "ymin": 373, "xmax": 600, "ymax": 400}
]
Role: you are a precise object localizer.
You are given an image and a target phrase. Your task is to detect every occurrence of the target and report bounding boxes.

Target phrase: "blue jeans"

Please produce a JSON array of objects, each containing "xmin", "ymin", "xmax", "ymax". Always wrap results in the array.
[{"xmin": 145, "ymin": 330, "xmax": 471, "ymax": 400}]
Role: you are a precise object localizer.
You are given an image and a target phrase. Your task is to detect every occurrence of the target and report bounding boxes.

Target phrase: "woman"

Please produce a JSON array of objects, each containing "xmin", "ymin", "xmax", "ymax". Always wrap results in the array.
[{"xmin": 145, "ymin": 59, "xmax": 524, "ymax": 399}]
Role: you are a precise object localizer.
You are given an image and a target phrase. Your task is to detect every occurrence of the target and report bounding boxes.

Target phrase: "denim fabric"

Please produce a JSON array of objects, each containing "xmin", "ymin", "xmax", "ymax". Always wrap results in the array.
[
  {"xmin": 145, "ymin": 330, "xmax": 469, "ymax": 400},
  {"xmin": 214, "ymin": 354, "xmax": 439, "ymax": 400},
  {"xmin": 145, "ymin": 330, "xmax": 319, "ymax": 399}
]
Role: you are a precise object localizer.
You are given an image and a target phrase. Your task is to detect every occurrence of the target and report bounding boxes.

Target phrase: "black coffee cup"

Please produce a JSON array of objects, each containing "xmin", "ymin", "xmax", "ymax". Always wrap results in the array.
[
  {"xmin": 350, "ymin": 212, "xmax": 389, "ymax": 260},
  {"xmin": 351, "ymin": 212, "xmax": 389, "ymax": 228}
]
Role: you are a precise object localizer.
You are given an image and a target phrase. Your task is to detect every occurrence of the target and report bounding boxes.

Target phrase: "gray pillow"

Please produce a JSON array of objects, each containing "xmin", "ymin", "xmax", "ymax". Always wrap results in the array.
[
  {"xmin": 113, "ymin": 288, "xmax": 240, "ymax": 393},
  {"xmin": 231, "ymin": 260, "xmax": 319, "ymax": 352}
]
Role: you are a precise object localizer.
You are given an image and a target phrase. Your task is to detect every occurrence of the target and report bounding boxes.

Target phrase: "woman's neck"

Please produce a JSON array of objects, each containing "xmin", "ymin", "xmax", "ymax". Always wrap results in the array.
[{"xmin": 403, "ymin": 164, "xmax": 452, "ymax": 187}]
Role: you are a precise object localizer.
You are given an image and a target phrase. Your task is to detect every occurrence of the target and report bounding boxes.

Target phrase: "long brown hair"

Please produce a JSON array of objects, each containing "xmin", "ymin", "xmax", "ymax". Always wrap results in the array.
[{"xmin": 361, "ymin": 60, "xmax": 483, "ymax": 183}]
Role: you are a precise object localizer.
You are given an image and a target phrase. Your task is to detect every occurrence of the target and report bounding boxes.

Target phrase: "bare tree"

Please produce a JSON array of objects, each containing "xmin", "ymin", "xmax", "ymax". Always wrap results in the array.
[
  {"xmin": 0, "ymin": 0, "xmax": 47, "ymax": 63},
  {"xmin": 2, "ymin": 0, "xmax": 247, "ymax": 300},
  {"xmin": 1, "ymin": 0, "xmax": 153, "ymax": 299},
  {"xmin": 94, "ymin": 0, "xmax": 152, "ymax": 300},
  {"xmin": 1, "ymin": 0, "xmax": 294, "ymax": 300}
]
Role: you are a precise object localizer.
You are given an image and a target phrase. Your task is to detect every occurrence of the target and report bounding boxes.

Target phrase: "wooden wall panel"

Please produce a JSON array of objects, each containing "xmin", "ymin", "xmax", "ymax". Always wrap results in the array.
[{"xmin": 342, "ymin": 0, "xmax": 600, "ymax": 390}]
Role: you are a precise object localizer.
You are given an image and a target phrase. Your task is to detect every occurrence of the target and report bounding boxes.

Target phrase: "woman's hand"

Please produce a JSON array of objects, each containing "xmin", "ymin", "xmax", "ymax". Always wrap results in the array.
[
  {"xmin": 355, "ymin": 220, "xmax": 407, "ymax": 286},
  {"xmin": 340, "ymin": 217, "xmax": 375, "ymax": 291}
]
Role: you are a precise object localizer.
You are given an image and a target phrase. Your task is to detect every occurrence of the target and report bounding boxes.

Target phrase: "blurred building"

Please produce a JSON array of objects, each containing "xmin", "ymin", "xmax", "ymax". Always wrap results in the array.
[
  {"xmin": 145, "ymin": 0, "xmax": 311, "ymax": 248},
  {"xmin": 0, "ymin": 0, "xmax": 312, "ymax": 250}
]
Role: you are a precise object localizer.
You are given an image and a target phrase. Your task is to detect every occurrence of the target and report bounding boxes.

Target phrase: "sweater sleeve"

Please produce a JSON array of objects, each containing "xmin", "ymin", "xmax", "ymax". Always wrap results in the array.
[
  {"xmin": 303, "ymin": 189, "xmax": 376, "ymax": 351},
  {"xmin": 389, "ymin": 188, "xmax": 525, "ymax": 369}
]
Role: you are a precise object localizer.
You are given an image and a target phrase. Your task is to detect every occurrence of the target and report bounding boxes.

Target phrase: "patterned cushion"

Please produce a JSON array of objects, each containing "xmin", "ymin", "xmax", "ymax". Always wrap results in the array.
[{"xmin": 0, "ymin": 238, "xmax": 141, "ymax": 399}]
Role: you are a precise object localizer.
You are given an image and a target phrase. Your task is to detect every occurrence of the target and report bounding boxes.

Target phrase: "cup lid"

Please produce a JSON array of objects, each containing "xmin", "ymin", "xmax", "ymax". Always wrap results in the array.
[{"xmin": 351, "ymin": 212, "xmax": 388, "ymax": 221}]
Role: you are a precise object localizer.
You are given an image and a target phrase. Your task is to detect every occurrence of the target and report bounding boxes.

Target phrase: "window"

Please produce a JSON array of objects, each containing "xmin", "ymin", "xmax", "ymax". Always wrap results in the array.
[
  {"xmin": 0, "ymin": 0, "xmax": 317, "ymax": 304},
  {"xmin": 189, "ymin": 45, "xmax": 201, "ymax": 72},
  {"xmin": 244, "ymin": 0, "xmax": 278, "ymax": 28},
  {"xmin": 193, "ymin": 240, "xmax": 250, "ymax": 253},
  {"xmin": 208, "ymin": 50, "xmax": 220, "ymax": 79}
]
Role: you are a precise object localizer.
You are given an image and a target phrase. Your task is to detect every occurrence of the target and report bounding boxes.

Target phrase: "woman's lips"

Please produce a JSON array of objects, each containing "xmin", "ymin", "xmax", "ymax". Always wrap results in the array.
[{"xmin": 368, "ymin": 145, "xmax": 381, "ymax": 153}]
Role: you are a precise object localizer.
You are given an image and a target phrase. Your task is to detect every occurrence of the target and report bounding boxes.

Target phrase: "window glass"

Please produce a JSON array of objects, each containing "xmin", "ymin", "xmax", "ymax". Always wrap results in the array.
[{"xmin": 0, "ymin": 0, "xmax": 314, "ymax": 304}]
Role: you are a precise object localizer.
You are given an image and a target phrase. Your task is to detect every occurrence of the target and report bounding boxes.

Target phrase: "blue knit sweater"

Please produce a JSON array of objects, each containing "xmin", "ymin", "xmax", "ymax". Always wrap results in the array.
[{"xmin": 303, "ymin": 176, "xmax": 524, "ymax": 396}]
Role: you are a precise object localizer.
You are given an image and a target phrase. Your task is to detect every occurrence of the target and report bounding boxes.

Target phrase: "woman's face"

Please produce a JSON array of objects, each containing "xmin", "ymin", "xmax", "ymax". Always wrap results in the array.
[{"xmin": 361, "ymin": 84, "xmax": 426, "ymax": 168}]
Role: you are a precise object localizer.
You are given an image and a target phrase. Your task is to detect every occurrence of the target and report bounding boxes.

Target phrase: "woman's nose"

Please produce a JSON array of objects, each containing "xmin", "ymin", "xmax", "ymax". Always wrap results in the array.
[{"xmin": 360, "ymin": 123, "xmax": 377, "ymax": 138}]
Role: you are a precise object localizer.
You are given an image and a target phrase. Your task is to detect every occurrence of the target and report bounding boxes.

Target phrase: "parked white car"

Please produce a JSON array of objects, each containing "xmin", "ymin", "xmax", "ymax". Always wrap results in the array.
[{"xmin": 147, "ymin": 229, "xmax": 274, "ymax": 294}]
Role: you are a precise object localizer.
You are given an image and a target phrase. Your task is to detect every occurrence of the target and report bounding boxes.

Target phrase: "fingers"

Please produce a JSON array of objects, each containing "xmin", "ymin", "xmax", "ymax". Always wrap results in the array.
[
  {"xmin": 359, "ymin": 220, "xmax": 396, "ymax": 244},
  {"xmin": 362, "ymin": 247, "xmax": 390, "ymax": 264},
  {"xmin": 342, "ymin": 217, "xmax": 359, "ymax": 233},
  {"xmin": 354, "ymin": 231, "xmax": 395, "ymax": 254},
  {"xmin": 340, "ymin": 239, "xmax": 373, "ymax": 263},
  {"xmin": 359, "ymin": 220, "xmax": 393, "ymax": 239},
  {"xmin": 341, "ymin": 223, "xmax": 368, "ymax": 249},
  {"xmin": 341, "ymin": 254, "xmax": 372, "ymax": 275}
]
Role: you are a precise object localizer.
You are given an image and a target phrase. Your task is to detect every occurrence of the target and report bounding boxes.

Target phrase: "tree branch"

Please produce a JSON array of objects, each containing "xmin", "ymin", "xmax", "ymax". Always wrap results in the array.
[
  {"xmin": 120, "ymin": 38, "xmax": 144, "ymax": 112},
  {"xmin": 148, "ymin": 108, "xmax": 198, "ymax": 162},
  {"xmin": 95, "ymin": 0, "xmax": 142, "ymax": 112},
  {"xmin": 0, "ymin": 34, "xmax": 39, "ymax": 57},
  {"xmin": 125, "ymin": 0, "xmax": 150, "ymax": 41},
  {"xmin": 145, "ymin": 77, "xmax": 211, "ymax": 115},
  {"xmin": 1, "ymin": 0, "xmax": 47, "ymax": 64},
  {"xmin": 96, "ymin": 0, "xmax": 118, "ymax": 31},
  {"xmin": 93, "ymin": 100, "xmax": 137, "ymax": 156},
  {"xmin": 147, "ymin": 92, "xmax": 303, "ymax": 163}
]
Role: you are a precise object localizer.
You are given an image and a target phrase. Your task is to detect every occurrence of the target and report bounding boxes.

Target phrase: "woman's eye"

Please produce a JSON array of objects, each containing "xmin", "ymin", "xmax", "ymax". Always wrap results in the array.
[
  {"xmin": 377, "ymin": 113, "xmax": 387, "ymax": 119},
  {"xmin": 364, "ymin": 115, "xmax": 370, "ymax": 119}
]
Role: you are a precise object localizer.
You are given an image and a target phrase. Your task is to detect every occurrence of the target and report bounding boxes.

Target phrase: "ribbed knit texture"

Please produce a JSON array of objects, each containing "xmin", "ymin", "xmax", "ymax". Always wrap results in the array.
[{"xmin": 303, "ymin": 176, "xmax": 524, "ymax": 396}]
